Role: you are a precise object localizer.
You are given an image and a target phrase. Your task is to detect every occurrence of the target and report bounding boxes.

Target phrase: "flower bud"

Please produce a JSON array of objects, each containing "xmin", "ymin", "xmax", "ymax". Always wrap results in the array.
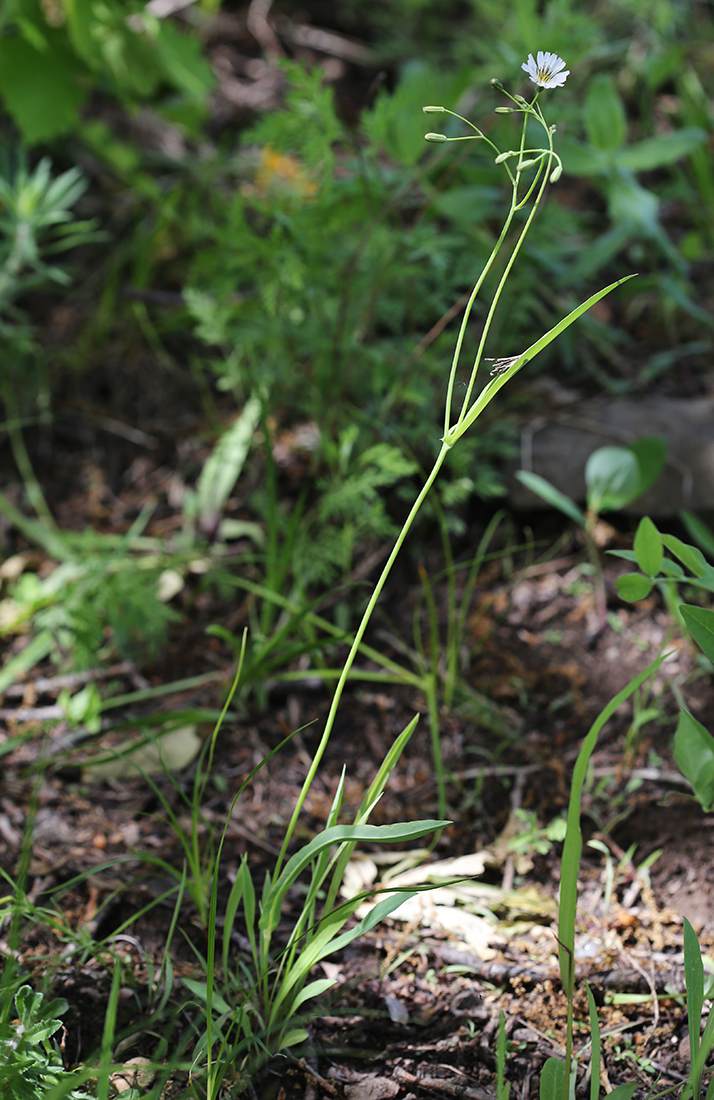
[
  {"xmin": 517, "ymin": 158, "xmax": 537, "ymax": 169},
  {"xmin": 549, "ymin": 124, "xmax": 557, "ymax": 134},
  {"xmin": 490, "ymin": 78, "xmax": 505, "ymax": 90},
  {"xmin": 423, "ymin": 105, "xmax": 445, "ymax": 113},
  {"xmin": 494, "ymin": 151, "xmax": 513, "ymax": 164},
  {"xmin": 425, "ymin": 132, "xmax": 447, "ymax": 143},
  {"xmin": 549, "ymin": 164, "xmax": 563, "ymax": 182},
  {"xmin": 494, "ymin": 106, "xmax": 514, "ymax": 113}
]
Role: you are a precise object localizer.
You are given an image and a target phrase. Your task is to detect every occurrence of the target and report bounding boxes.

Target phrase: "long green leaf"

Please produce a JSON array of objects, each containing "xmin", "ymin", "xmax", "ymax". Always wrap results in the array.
[
  {"xmin": 684, "ymin": 917, "xmax": 704, "ymax": 1098},
  {"xmin": 0, "ymin": 630, "xmax": 54, "ymax": 694},
  {"xmin": 263, "ymin": 819, "xmax": 448, "ymax": 934},
  {"xmin": 558, "ymin": 653, "xmax": 668, "ymax": 999},
  {"xmin": 197, "ymin": 396, "xmax": 261, "ymax": 530},
  {"xmin": 586, "ymin": 985, "xmax": 601, "ymax": 1100},
  {"xmin": 445, "ymin": 275, "xmax": 637, "ymax": 446},
  {"xmin": 270, "ymin": 889, "xmax": 418, "ymax": 1019},
  {"xmin": 539, "ymin": 1057, "xmax": 567, "ymax": 1100},
  {"xmin": 515, "ymin": 471, "xmax": 585, "ymax": 526},
  {"xmin": 323, "ymin": 715, "xmax": 420, "ymax": 917},
  {"xmin": 615, "ymin": 128, "xmax": 706, "ymax": 171}
]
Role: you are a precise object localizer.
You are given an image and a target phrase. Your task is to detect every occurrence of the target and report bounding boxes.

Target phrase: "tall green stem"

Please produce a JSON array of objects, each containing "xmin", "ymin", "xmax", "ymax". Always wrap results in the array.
[
  {"xmin": 277, "ymin": 440, "xmax": 450, "ymax": 872},
  {"xmin": 276, "ymin": 93, "xmax": 560, "ymax": 874}
]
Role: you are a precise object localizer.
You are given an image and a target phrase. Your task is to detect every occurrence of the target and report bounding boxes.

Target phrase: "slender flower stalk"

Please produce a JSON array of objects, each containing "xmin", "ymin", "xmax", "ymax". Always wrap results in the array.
[{"xmin": 274, "ymin": 54, "xmax": 625, "ymax": 875}]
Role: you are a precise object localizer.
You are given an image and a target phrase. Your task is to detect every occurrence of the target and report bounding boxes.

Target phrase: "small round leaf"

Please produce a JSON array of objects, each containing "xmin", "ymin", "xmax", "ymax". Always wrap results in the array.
[{"xmin": 616, "ymin": 573, "xmax": 654, "ymax": 602}]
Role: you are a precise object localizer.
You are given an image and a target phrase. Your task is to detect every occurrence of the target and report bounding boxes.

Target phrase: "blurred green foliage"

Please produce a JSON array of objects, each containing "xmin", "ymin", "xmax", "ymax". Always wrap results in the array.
[
  {"xmin": 0, "ymin": 0, "xmax": 214, "ymax": 144},
  {"xmin": 0, "ymin": 0, "xmax": 713, "ymax": 676}
]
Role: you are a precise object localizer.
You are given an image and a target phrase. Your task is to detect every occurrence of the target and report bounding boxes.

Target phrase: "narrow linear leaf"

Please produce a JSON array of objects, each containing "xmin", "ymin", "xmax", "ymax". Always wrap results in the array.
[
  {"xmin": 680, "ymin": 511, "xmax": 714, "ymax": 561},
  {"xmin": 586, "ymin": 985, "xmax": 601, "ymax": 1100},
  {"xmin": 662, "ymin": 535, "xmax": 708, "ymax": 578},
  {"xmin": 558, "ymin": 654, "xmax": 668, "ymax": 999},
  {"xmin": 447, "ymin": 275, "xmax": 637, "ymax": 445},
  {"xmin": 515, "ymin": 471, "xmax": 585, "ymax": 525}
]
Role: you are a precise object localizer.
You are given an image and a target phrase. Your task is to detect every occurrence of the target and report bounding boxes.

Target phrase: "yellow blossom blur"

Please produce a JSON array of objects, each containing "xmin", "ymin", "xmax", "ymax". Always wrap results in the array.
[{"xmin": 248, "ymin": 147, "xmax": 319, "ymax": 201}]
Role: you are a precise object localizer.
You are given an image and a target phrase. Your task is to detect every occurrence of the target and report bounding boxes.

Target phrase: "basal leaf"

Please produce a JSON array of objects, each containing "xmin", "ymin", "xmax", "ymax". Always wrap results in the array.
[{"xmin": 674, "ymin": 709, "xmax": 714, "ymax": 811}]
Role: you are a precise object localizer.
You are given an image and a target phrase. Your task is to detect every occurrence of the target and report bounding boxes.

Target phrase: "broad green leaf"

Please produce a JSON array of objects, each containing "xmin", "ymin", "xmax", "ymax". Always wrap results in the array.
[
  {"xmin": 22, "ymin": 1020, "xmax": 62, "ymax": 1043},
  {"xmin": 615, "ymin": 128, "xmax": 706, "ymax": 171},
  {"xmin": 362, "ymin": 60, "xmax": 473, "ymax": 167},
  {"xmin": 278, "ymin": 1027, "xmax": 309, "ymax": 1050},
  {"xmin": 0, "ymin": 33, "xmax": 86, "ymax": 143},
  {"xmin": 662, "ymin": 536, "xmax": 708, "ymax": 578},
  {"xmin": 606, "ymin": 175, "xmax": 660, "ymax": 235},
  {"xmin": 223, "ymin": 858, "xmax": 250, "ymax": 977},
  {"xmin": 560, "ymin": 138, "xmax": 611, "ymax": 176},
  {"xmin": 607, "ymin": 1086, "xmax": 638, "ymax": 1100},
  {"xmin": 680, "ymin": 511, "xmax": 714, "ymax": 561},
  {"xmin": 659, "ymin": 558, "xmax": 686, "ymax": 579},
  {"xmin": 629, "ymin": 436, "xmax": 667, "ymax": 497},
  {"xmin": 539, "ymin": 1057, "xmax": 567, "ymax": 1100},
  {"xmin": 674, "ymin": 709, "xmax": 714, "ymax": 811},
  {"xmin": 681, "ymin": 605, "xmax": 714, "ymax": 663},
  {"xmin": 584, "ymin": 74, "xmax": 627, "ymax": 151},
  {"xmin": 585, "ymin": 446, "xmax": 639, "ymax": 513},
  {"xmin": 633, "ymin": 517, "xmax": 663, "ymax": 578},
  {"xmin": 515, "ymin": 471, "xmax": 585, "ymax": 526},
  {"xmin": 62, "ymin": 0, "xmax": 95, "ymax": 60},
  {"xmin": 15, "ymin": 985, "xmax": 42, "ymax": 1022},
  {"xmin": 153, "ymin": 19, "xmax": 215, "ymax": 99}
]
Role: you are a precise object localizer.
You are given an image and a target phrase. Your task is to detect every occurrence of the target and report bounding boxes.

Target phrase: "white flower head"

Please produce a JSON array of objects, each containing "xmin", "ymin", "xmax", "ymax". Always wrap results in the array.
[{"xmin": 522, "ymin": 51, "xmax": 569, "ymax": 89}]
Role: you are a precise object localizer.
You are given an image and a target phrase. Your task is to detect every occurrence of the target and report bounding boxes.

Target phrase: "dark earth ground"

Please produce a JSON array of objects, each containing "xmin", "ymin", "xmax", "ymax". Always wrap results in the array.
[{"xmin": 2, "ymin": 8, "xmax": 714, "ymax": 1095}]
